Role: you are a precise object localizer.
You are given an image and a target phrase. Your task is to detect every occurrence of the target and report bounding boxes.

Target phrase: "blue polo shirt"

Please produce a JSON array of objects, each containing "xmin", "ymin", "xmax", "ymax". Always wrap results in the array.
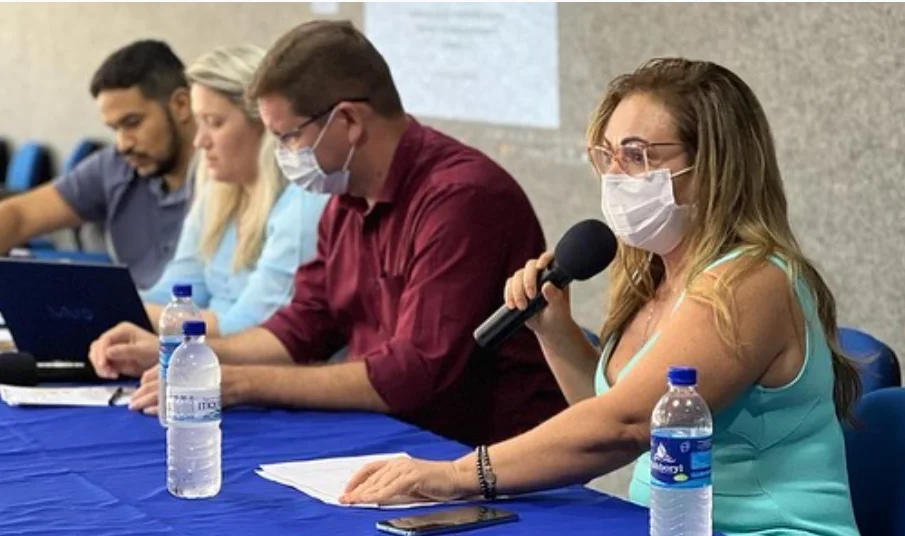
[{"xmin": 53, "ymin": 147, "xmax": 191, "ymax": 290}]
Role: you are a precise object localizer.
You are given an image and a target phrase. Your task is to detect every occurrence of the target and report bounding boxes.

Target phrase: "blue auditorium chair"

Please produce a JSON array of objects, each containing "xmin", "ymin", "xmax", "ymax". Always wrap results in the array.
[
  {"xmin": 844, "ymin": 387, "xmax": 905, "ymax": 535},
  {"xmin": 63, "ymin": 138, "xmax": 105, "ymax": 173},
  {"xmin": 0, "ymin": 139, "xmax": 9, "ymax": 188},
  {"xmin": 839, "ymin": 327, "xmax": 901, "ymax": 395},
  {"xmin": 4, "ymin": 142, "xmax": 55, "ymax": 249},
  {"xmin": 5, "ymin": 141, "xmax": 53, "ymax": 194}
]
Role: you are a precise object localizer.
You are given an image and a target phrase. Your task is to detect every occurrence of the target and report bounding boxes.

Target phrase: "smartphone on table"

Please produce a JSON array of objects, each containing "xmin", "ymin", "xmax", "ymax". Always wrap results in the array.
[{"xmin": 375, "ymin": 505, "xmax": 519, "ymax": 535}]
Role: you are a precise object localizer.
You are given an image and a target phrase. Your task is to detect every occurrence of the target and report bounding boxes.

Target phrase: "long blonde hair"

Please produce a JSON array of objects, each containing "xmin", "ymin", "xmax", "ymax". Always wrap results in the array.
[
  {"xmin": 186, "ymin": 45, "xmax": 286, "ymax": 272},
  {"xmin": 589, "ymin": 58, "xmax": 859, "ymax": 420}
]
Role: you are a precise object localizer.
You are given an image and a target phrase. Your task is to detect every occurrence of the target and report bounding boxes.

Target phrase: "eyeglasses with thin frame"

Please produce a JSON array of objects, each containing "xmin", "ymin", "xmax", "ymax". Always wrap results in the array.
[
  {"xmin": 587, "ymin": 140, "xmax": 685, "ymax": 177},
  {"xmin": 275, "ymin": 97, "xmax": 370, "ymax": 151}
]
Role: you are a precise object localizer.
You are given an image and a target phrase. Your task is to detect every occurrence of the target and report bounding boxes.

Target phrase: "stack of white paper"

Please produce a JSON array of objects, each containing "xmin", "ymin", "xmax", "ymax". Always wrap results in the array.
[
  {"xmin": 0, "ymin": 384, "xmax": 134, "ymax": 407},
  {"xmin": 257, "ymin": 452, "xmax": 445, "ymax": 509}
]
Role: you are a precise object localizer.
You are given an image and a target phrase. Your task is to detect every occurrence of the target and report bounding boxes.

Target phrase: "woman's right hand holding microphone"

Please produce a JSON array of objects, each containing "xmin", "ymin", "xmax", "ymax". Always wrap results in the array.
[{"xmin": 503, "ymin": 252, "xmax": 578, "ymax": 341}]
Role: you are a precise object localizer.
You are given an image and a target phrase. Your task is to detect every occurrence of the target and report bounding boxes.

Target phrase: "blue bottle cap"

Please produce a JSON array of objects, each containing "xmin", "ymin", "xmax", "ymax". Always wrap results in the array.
[
  {"xmin": 667, "ymin": 366, "xmax": 697, "ymax": 386},
  {"xmin": 182, "ymin": 320, "xmax": 206, "ymax": 337},
  {"xmin": 172, "ymin": 284, "xmax": 192, "ymax": 298}
]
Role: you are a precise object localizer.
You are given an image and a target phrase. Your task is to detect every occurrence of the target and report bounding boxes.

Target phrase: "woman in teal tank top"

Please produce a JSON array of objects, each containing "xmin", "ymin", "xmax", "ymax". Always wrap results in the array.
[{"xmin": 341, "ymin": 59, "xmax": 862, "ymax": 535}]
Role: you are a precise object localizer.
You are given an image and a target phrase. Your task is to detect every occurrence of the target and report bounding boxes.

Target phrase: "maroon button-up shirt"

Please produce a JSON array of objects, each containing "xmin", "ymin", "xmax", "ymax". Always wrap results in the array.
[{"xmin": 262, "ymin": 118, "xmax": 567, "ymax": 445}]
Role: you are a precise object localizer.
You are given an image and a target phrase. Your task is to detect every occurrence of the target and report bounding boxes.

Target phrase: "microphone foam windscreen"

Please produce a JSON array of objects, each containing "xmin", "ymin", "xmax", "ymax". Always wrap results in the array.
[
  {"xmin": 0, "ymin": 352, "xmax": 38, "ymax": 386},
  {"xmin": 553, "ymin": 219, "xmax": 618, "ymax": 281}
]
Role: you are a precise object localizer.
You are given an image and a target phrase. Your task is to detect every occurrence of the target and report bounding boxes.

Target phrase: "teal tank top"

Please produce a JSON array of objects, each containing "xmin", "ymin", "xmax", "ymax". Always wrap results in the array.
[{"xmin": 594, "ymin": 251, "xmax": 859, "ymax": 536}]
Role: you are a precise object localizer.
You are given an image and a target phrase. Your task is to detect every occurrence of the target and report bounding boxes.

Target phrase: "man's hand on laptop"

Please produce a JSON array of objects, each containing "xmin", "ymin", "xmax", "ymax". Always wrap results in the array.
[{"xmin": 88, "ymin": 322, "xmax": 158, "ymax": 379}]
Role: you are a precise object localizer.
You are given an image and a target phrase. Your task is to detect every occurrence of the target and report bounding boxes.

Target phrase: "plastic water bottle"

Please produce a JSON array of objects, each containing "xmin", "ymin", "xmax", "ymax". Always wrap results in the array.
[
  {"xmin": 158, "ymin": 283, "xmax": 201, "ymax": 427},
  {"xmin": 166, "ymin": 320, "xmax": 221, "ymax": 499},
  {"xmin": 649, "ymin": 366, "xmax": 713, "ymax": 536}
]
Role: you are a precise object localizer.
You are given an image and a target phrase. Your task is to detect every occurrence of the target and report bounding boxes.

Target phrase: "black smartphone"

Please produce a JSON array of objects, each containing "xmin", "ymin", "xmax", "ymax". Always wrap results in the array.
[{"xmin": 375, "ymin": 505, "xmax": 519, "ymax": 535}]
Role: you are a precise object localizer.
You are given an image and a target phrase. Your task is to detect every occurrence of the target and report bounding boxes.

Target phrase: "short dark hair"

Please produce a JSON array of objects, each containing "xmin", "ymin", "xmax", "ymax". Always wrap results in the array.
[
  {"xmin": 89, "ymin": 40, "xmax": 187, "ymax": 101},
  {"xmin": 247, "ymin": 20, "xmax": 403, "ymax": 118}
]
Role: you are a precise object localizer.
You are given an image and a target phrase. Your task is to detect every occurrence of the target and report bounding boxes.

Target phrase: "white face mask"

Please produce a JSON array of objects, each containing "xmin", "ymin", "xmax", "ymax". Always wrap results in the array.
[
  {"xmin": 600, "ymin": 167, "xmax": 693, "ymax": 255},
  {"xmin": 274, "ymin": 109, "xmax": 355, "ymax": 195}
]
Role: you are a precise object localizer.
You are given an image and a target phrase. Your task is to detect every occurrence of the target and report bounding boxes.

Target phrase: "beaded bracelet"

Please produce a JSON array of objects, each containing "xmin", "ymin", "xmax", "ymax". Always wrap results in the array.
[{"xmin": 475, "ymin": 445, "xmax": 498, "ymax": 500}]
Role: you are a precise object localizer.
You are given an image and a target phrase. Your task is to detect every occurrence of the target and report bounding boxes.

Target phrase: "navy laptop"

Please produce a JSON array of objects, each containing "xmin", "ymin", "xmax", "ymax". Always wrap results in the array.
[{"xmin": 0, "ymin": 258, "xmax": 153, "ymax": 362}]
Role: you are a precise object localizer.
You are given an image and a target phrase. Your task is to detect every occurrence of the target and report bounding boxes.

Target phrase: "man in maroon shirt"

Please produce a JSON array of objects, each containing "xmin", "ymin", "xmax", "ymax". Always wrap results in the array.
[{"xmin": 89, "ymin": 20, "xmax": 567, "ymax": 446}]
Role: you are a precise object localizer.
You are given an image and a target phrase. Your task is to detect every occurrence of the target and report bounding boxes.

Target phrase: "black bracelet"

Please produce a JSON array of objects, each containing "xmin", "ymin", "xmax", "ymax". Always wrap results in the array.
[
  {"xmin": 475, "ymin": 445, "xmax": 497, "ymax": 500},
  {"xmin": 475, "ymin": 447, "xmax": 489, "ymax": 499}
]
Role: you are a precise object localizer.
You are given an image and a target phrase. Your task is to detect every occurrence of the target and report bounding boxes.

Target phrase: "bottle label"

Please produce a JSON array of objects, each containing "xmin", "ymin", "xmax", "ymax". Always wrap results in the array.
[
  {"xmin": 650, "ymin": 432, "xmax": 712, "ymax": 489},
  {"xmin": 158, "ymin": 340, "xmax": 181, "ymax": 381},
  {"xmin": 167, "ymin": 386, "xmax": 221, "ymax": 424}
]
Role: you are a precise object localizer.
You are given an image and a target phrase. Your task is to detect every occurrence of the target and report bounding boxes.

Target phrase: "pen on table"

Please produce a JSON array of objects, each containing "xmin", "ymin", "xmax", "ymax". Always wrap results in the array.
[{"xmin": 107, "ymin": 386, "xmax": 125, "ymax": 406}]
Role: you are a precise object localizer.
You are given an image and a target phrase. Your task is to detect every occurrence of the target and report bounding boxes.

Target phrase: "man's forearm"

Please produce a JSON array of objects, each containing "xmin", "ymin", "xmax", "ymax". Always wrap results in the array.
[
  {"xmin": 0, "ymin": 203, "xmax": 25, "ymax": 253},
  {"xmin": 210, "ymin": 327, "xmax": 294, "ymax": 366},
  {"xmin": 0, "ymin": 186, "xmax": 83, "ymax": 254},
  {"xmin": 232, "ymin": 360, "xmax": 391, "ymax": 412}
]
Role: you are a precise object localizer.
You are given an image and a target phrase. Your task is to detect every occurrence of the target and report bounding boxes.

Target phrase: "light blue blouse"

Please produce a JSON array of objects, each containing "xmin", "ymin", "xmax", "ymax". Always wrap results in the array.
[{"xmin": 141, "ymin": 184, "xmax": 328, "ymax": 335}]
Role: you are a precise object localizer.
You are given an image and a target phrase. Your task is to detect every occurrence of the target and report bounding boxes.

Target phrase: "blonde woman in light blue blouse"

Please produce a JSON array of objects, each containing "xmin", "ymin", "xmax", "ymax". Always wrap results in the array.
[{"xmin": 140, "ymin": 45, "xmax": 327, "ymax": 336}]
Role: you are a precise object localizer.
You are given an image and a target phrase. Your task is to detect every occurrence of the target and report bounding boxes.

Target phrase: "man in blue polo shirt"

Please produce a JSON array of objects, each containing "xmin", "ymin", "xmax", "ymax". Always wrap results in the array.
[{"xmin": 0, "ymin": 40, "xmax": 197, "ymax": 289}]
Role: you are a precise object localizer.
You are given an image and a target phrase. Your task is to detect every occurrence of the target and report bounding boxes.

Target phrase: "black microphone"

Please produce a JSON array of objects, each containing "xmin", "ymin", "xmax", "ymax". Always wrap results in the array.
[
  {"xmin": 0, "ymin": 352, "xmax": 98, "ymax": 386},
  {"xmin": 474, "ymin": 219, "xmax": 618, "ymax": 350}
]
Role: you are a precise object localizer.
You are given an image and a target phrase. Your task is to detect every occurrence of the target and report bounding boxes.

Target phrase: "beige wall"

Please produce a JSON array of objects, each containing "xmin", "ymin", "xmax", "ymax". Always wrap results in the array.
[
  {"xmin": 2, "ymin": 2, "xmax": 904, "ymax": 495},
  {"xmin": 0, "ymin": 3, "xmax": 359, "ymax": 150}
]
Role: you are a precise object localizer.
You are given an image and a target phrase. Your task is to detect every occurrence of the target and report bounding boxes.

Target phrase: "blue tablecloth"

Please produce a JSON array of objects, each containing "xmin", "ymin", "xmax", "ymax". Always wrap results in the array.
[{"xmin": 0, "ymin": 401, "xmax": 654, "ymax": 535}]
